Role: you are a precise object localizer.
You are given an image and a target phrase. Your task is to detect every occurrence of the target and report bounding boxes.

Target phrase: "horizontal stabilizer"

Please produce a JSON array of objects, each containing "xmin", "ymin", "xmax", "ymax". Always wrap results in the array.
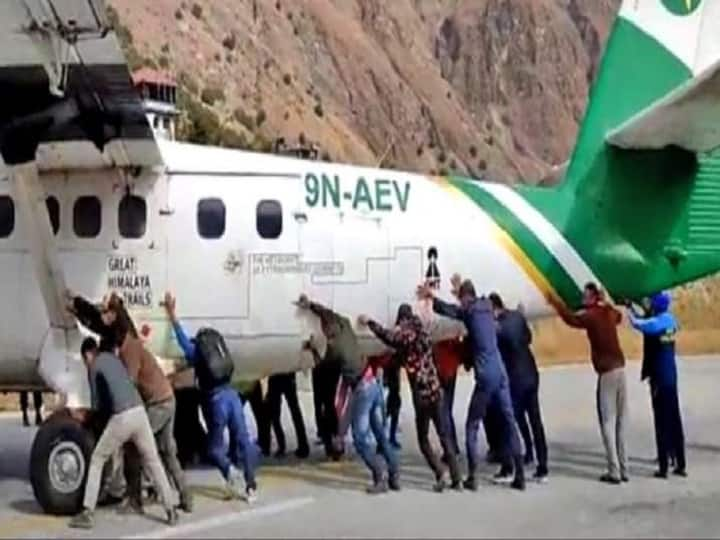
[
  {"xmin": 606, "ymin": 59, "xmax": 720, "ymax": 153},
  {"xmin": 0, "ymin": 0, "xmax": 162, "ymax": 170}
]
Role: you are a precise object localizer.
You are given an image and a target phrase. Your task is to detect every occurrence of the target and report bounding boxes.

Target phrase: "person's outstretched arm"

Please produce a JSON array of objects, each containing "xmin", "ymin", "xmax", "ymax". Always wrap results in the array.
[{"xmin": 164, "ymin": 293, "xmax": 197, "ymax": 363}]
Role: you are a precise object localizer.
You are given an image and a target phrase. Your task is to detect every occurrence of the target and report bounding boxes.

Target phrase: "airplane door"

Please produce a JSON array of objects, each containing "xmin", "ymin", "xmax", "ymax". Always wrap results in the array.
[{"xmin": 332, "ymin": 213, "xmax": 390, "ymax": 325}]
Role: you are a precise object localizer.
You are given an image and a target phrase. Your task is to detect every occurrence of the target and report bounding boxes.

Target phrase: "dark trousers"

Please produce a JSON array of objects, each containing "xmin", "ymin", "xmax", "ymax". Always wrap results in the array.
[
  {"xmin": 651, "ymin": 384, "xmax": 686, "ymax": 473},
  {"xmin": 20, "ymin": 391, "xmax": 43, "ymax": 426},
  {"xmin": 415, "ymin": 395, "xmax": 461, "ymax": 483},
  {"xmin": 466, "ymin": 378, "xmax": 523, "ymax": 479},
  {"xmin": 385, "ymin": 365, "xmax": 402, "ymax": 443},
  {"xmin": 173, "ymin": 387, "xmax": 208, "ymax": 467},
  {"xmin": 313, "ymin": 362, "xmax": 342, "ymax": 457},
  {"xmin": 440, "ymin": 376, "xmax": 460, "ymax": 455},
  {"xmin": 265, "ymin": 373, "xmax": 309, "ymax": 454},
  {"xmin": 484, "ymin": 403, "xmax": 504, "ymax": 460},
  {"xmin": 512, "ymin": 383, "xmax": 548, "ymax": 473}
]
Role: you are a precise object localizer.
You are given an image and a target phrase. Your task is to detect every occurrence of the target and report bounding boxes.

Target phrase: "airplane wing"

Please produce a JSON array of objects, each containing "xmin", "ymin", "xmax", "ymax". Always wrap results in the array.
[
  {"xmin": 0, "ymin": 0, "xmax": 162, "ymax": 171},
  {"xmin": 606, "ymin": 59, "xmax": 720, "ymax": 153}
]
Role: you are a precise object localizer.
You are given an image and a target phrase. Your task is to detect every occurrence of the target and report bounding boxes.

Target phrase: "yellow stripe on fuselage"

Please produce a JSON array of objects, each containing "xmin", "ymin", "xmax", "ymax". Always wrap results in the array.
[{"xmin": 431, "ymin": 176, "xmax": 566, "ymax": 310}]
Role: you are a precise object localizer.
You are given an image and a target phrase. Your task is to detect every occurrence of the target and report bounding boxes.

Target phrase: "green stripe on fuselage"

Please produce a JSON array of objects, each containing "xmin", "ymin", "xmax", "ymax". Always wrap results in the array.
[{"xmin": 448, "ymin": 176, "xmax": 583, "ymax": 307}]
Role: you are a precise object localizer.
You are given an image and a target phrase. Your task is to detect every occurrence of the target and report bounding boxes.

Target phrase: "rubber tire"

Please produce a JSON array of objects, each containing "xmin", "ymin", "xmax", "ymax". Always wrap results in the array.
[{"xmin": 29, "ymin": 416, "xmax": 95, "ymax": 516}]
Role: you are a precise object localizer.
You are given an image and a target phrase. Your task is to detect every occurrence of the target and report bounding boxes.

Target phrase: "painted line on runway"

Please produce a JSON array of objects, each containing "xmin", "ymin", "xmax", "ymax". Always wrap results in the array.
[{"xmin": 122, "ymin": 497, "xmax": 315, "ymax": 539}]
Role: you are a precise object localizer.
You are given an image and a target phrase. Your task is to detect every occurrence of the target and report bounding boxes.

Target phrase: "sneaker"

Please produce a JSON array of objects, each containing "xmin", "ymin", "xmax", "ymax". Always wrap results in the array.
[
  {"xmin": 599, "ymin": 474, "xmax": 622, "ymax": 485},
  {"xmin": 432, "ymin": 477, "xmax": 446, "ymax": 493},
  {"xmin": 117, "ymin": 498, "xmax": 144, "ymax": 515},
  {"xmin": 69, "ymin": 509, "xmax": 94, "ymax": 529},
  {"xmin": 533, "ymin": 470, "xmax": 549, "ymax": 484},
  {"xmin": 654, "ymin": 470, "xmax": 669, "ymax": 479},
  {"xmin": 492, "ymin": 469, "xmax": 514, "ymax": 485},
  {"xmin": 179, "ymin": 490, "xmax": 194, "ymax": 513},
  {"xmin": 366, "ymin": 481, "xmax": 388, "ymax": 495},
  {"xmin": 389, "ymin": 439, "xmax": 402, "ymax": 450},
  {"xmin": 166, "ymin": 508, "xmax": 179, "ymax": 526},
  {"xmin": 450, "ymin": 480, "xmax": 464, "ymax": 492},
  {"xmin": 245, "ymin": 487, "xmax": 258, "ymax": 504},
  {"xmin": 225, "ymin": 466, "xmax": 244, "ymax": 500},
  {"xmin": 673, "ymin": 468, "xmax": 688, "ymax": 478},
  {"xmin": 463, "ymin": 476, "xmax": 478, "ymax": 492},
  {"xmin": 511, "ymin": 477, "xmax": 526, "ymax": 491},
  {"xmin": 388, "ymin": 474, "xmax": 401, "ymax": 492},
  {"xmin": 274, "ymin": 449, "xmax": 286, "ymax": 459},
  {"xmin": 621, "ymin": 474, "xmax": 630, "ymax": 483},
  {"xmin": 295, "ymin": 447, "xmax": 310, "ymax": 459}
]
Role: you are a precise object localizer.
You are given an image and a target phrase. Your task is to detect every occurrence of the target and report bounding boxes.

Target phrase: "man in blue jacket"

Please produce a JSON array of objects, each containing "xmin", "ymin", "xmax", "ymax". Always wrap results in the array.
[
  {"xmin": 490, "ymin": 292, "xmax": 548, "ymax": 483},
  {"xmin": 627, "ymin": 291, "xmax": 687, "ymax": 478},
  {"xmin": 164, "ymin": 293, "xmax": 258, "ymax": 502},
  {"xmin": 419, "ymin": 279, "xmax": 525, "ymax": 491}
]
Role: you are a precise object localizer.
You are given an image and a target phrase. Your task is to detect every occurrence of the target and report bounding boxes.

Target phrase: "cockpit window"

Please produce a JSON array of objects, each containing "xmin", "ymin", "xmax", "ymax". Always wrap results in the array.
[{"xmin": 46, "ymin": 196, "xmax": 60, "ymax": 235}]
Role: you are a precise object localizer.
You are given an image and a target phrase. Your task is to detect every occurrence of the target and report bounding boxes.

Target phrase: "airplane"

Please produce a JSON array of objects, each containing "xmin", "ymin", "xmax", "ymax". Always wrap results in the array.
[{"xmin": 1, "ymin": 0, "xmax": 719, "ymax": 517}]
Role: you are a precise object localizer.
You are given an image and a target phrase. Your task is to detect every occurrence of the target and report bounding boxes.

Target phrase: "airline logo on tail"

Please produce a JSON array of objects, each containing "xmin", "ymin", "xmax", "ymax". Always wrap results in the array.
[{"xmin": 661, "ymin": 0, "xmax": 702, "ymax": 15}]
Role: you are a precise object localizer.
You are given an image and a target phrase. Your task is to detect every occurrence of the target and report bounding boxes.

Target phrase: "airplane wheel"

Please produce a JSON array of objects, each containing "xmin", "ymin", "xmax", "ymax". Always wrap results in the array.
[{"xmin": 29, "ymin": 415, "xmax": 95, "ymax": 515}]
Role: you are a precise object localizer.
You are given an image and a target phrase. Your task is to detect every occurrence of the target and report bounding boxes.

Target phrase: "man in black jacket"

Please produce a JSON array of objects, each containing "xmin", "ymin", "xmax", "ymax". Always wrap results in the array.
[{"xmin": 489, "ymin": 293, "xmax": 548, "ymax": 482}]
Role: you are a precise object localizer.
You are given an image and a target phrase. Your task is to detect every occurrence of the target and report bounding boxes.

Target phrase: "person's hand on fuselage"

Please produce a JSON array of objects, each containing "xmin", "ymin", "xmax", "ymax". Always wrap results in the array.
[
  {"xmin": 357, "ymin": 314, "xmax": 370, "ymax": 327},
  {"xmin": 295, "ymin": 294, "xmax": 310, "ymax": 310},
  {"xmin": 163, "ymin": 292, "xmax": 178, "ymax": 322}
]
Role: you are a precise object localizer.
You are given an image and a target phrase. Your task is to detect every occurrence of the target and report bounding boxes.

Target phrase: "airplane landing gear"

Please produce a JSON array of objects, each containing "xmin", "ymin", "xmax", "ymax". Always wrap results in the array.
[{"xmin": 30, "ymin": 413, "xmax": 95, "ymax": 515}]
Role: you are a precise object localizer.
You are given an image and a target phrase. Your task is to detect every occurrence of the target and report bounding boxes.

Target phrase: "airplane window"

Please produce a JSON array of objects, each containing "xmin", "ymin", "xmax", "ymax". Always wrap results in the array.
[
  {"xmin": 46, "ymin": 196, "xmax": 60, "ymax": 235},
  {"xmin": 256, "ymin": 199, "xmax": 282, "ymax": 239},
  {"xmin": 73, "ymin": 196, "xmax": 101, "ymax": 239},
  {"xmin": 0, "ymin": 195, "xmax": 14, "ymax": 238},
  {"xmin": 118, "ymin": 194, "xmax": 147, "ymax": 239},
  {"xmin": 197, "ymin": 198, "xmax": 226, "ymax": 239}
]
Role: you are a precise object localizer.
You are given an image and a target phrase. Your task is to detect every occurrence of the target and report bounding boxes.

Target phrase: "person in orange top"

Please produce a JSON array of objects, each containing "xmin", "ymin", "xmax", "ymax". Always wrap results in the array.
[{"xmin": 555, "ymin": 282, "xmax": 629, "ymax": 485}]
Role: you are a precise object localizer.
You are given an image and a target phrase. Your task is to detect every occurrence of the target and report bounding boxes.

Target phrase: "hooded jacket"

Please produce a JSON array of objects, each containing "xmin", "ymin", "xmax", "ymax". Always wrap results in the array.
[{"xmin": 629, "ymin": 291, "xmax": 678, "ymax": 387}]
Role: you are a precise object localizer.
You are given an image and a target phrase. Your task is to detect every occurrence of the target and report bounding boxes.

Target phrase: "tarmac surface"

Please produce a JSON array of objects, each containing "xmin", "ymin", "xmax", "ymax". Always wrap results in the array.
[{"xmin": 1, "ymin": 357, "xmax": 719, "ymax": 538}]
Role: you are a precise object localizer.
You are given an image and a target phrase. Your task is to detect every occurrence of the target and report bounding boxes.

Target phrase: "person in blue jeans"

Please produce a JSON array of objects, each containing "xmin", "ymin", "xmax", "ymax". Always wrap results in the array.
[
  {"xmin": 164, "ymin": 293, "xmax": 258, "ymax": 502},
  {"xmin": 298, "ymin": 294, "xmax": 400, "ymax": 494},
  {"xmin": 419, "ymin": 279, "xmax": 525, "ymax": 491}
]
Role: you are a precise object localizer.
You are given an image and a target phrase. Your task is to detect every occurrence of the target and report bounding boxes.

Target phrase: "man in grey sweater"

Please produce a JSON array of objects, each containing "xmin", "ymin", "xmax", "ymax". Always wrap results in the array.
[{"xmin": 69, "ymin": 338, "xmax": 179, "ymax": 529}]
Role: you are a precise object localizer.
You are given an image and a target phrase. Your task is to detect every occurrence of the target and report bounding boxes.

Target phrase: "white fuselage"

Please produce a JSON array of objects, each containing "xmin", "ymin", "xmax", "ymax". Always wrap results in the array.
[{"xmin": 0, "ymin": 140, "xmax": 553, "ymax": 390}]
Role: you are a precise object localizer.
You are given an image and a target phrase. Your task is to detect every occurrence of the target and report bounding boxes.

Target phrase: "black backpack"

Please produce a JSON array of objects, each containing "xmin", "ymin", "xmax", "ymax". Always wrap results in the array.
[{"xmin": 194, "ymin": 327, "xmax": 234, "ymax": 389}]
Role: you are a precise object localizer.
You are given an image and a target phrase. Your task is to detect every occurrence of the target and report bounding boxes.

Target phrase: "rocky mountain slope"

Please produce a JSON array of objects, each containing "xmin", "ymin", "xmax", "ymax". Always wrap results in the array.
[{"xmin": 109, "ymin": 0, "xmax": 619, "ymax": 184}]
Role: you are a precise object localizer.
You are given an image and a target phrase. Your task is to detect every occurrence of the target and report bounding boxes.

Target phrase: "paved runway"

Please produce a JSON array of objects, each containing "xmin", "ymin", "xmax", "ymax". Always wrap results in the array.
[{"xmin": 1, "ymin": 358, "xmax": 719, "ymax": 538}]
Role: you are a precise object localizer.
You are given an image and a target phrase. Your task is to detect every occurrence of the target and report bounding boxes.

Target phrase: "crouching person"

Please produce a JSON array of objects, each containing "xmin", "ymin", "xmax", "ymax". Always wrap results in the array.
[
  {"xmin": 70, "ymin": 338, "xmax": 178, "ymax": 529},
  {"xmin": 164, "ymin": 293, "xmax": 259, "ymax": 503}
]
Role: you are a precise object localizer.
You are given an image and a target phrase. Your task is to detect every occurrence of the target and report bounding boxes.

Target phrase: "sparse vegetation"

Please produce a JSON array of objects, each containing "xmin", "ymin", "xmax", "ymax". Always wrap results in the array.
[
  {"xmin": 321, "ymin": 151, "xmax": 331, "ymax": 161},
  {"xmin": 314, "ymin": 103, "xmax": 324, "ymax": 118},
  {"xmin": 233, "ymin": 108, "xmax": 255, "ymax": 131},
  {"xmin": 478, "ymin": 159, "xmax": 487, "ymax": 170},
  {"xmin": 299, "ymin": 132, "xmax": 307, "ymax": 145},
  {"xmin": 201, "ymin": 85, "xmax": 225, "ymax": 106},
  {"xmin": 276, "ymin": 1, "xmax": 282, "ymax": 11},
  {"xmin": 469, "ymin": 145, "xmax": 478, "ymax": 158},
  {"xmin": 177, "ymin": 89, "xmax": 247, "ymax": 149},
  {"xmin": 283, "ymin": 73, "xmax": 292, "ymax": 85},
  {"xmin": 450, "ymin": 159, "xmax": 457, "ymax": 170},
  {"xmin": 256, "ymin": 109, "xmax": 267, "ymax": 127},
  {"xmin": 437, "ymin": 150, "xmax": 447, "ymax": 164},
  {"xmin": 175, "ymin": 9, "xmax": 183, "ymax": 20},
  {"xmin": 179, "ymin": 72, "xmax": 199, "ymax": 95},
  {"xmin": 485, "ymin": 135, "xmax": 494, "ymax": 146},
  {"xmin": 158, "ymin": 55, "xmax": 170, "ymax": 69},
  {"xmin": 214, "ymin": 52, "xmax": 221, "ymax": 62},
  {"xmin": 161, "ymin": 43, "xmax": 170, "ymax": 54},
  {"xmin": 222, "ymin": 34, "xmax": 237, "ymax": 51},
  {"xmin": 191, "ymin": 3, "xmax": 203, "ymax": 19},
  {"xmin": 416, "ymin": 145, "xmax": 424, "ymax": 157}
]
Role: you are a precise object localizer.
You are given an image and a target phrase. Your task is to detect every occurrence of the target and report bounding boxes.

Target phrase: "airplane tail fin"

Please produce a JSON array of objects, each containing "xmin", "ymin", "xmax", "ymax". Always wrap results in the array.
[{"xmin": 519, "ymin": 0, "xmax": 720, "ymax": 303}]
